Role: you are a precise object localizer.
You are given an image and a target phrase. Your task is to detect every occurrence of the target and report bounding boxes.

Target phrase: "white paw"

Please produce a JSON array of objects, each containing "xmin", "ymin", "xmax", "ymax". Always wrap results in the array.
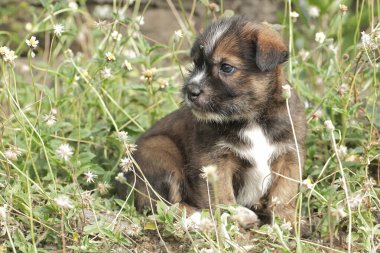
[
  {"xmin": 231, "ymin": 206, "xmax": 259, "ymax": 229},
  {"xmin": 183, "ymin": 211, "xmax": 202, "ymax": 228}
]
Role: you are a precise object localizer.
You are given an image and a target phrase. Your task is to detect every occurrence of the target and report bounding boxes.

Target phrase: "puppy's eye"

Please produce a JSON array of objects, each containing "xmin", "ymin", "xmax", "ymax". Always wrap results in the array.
[{"xmin": 220, "ymin": 63, "xmax": 235, "ymax": 74}]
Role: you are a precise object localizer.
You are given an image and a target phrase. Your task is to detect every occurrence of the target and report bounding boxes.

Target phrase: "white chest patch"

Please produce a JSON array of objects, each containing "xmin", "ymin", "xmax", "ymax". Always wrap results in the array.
[{"xmin": 230, "ymin": 126, "xmax": 280, "ymax": 207}]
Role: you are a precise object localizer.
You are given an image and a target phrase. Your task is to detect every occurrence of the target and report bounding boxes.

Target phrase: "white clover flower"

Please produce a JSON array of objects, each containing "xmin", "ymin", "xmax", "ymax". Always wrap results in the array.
[
  {"xmin": 68, "ymin": 1, "xmax": 78, "ymax": 11},
  {"xmin": 0, "ymin": 204, "xmax": 7, "ymax": 221},
  {"xmin": 53, "ymin": 24, "xmax": 65, "ymax": 37},
  {"xmin": 117, "ymin": 131, "xmax": 129, "ymax": 143},
  {"xmin": 4, "ymin": 145, "xmax": 22, "ymax": 161},
  {"xmin": 115, "ymin": 172, "xmax": 126, "ymax": 183},
  {"xmin": 290, "ymin": 11, "xmax": 299, "ymax": 18},
  {"xmin": 51, "ymin": 108, "xmax": 58, "ymax": 115},
  {"xmin": 136, "ymin": 15, "xmax": 145, "ymax": 26},
  {"xmin": 111, "ymin": 30, "xmax": 122, "ymax": 41},
  {"xmin": 26, "ymin": 36, "xmax": 39, "ymax": 49},
  {"xmin": 302, "ymin": 178, "xmax": 313, "ymax": 189},
  {"xmin": 282, "ymin": 84, "xmax": 292, "ymax": 99},
  {"xmin": 84, "ymin": 171, "xmax": 97, "ymax": 183},
  {"xmin": 174, "ymin": 29, "xmax": 183, "ymax": 39},
  {"xmin": 119, "ymin": 157, "xmax": 133, "ymax": 172},
  {"xmin": 54, "ymin": 195, "xmax": 74, "ymax": 209},
  {"xmin": 25, "ymin": 22, "xmax": 32, "ymax": 31},
  {"xmin": 309, "ymin": 6, "xmax": 320, "ymax": 18},
  {"xmin": 315, "ymin": 32, "xmax": 326, "ymax": 44},
  {"xmin": 105, "ymin": 51, "xmax": 116, "ymax": 62},
  {"xmin": 43, "ymin": 113, "xmax": 57, "ymax": 127},
  {"xmin": 200, "ymin": 165, "xmax": 217, "ymax": 180},
  {"xmin": 56, "ymin": 144, "xmax": 74, "ymax": 161},
  {"xmin": 3, "ymin": 50, "xmax": 17, "ymax": 64},
  {"xmin": 123, "ymin": 60, "xmax": 133, "ymax": 71},
  {"xmin": 101, "ymin": 67, "xmax": 112, "ymax": 79},
  {"xmin": 0, "ymin": 46, "xmax": 9, "ymax": 57},
  {"xmin": 324, "ymin": 120, "xmax": 335, "ymax": 132}
]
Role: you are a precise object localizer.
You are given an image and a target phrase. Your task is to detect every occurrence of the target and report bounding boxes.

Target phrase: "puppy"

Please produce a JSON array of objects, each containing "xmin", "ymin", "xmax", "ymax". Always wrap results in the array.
[{"xmin": 116, "ymin": 17, "xmax": 306, "ymax": 226}]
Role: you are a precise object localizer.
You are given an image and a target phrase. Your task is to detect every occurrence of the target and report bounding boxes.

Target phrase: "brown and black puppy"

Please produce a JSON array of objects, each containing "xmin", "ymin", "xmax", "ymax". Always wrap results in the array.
[{"xmin": 116, "ymin": 16, "xmax": 306, "ymax": 226}]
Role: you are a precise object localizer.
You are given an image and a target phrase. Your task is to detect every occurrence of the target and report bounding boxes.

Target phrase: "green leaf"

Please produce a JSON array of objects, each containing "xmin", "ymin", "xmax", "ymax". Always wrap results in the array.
[
  {"xmin": 77, "ymin": 151, "xmax": 96, "ymax": 164},
  {"xmin": 69, "ymin": 128, "xmax": 92, "ymax": 139}
]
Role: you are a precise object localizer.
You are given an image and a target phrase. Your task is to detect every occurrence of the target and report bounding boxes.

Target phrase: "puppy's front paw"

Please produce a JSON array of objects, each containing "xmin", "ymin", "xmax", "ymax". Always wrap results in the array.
[
  {"xmin": 183, "ymin": 211, "xmax": 202, "ymax": 228},
  {"xmin": 231, "ymin": 206, "xmax": 259, "ymax": 229}
]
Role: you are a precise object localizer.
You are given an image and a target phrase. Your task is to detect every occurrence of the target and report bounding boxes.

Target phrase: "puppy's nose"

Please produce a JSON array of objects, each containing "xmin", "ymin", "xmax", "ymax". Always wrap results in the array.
[{"xmin": 187, "ymin": 85, "xmax": 203, "ymax": 100}]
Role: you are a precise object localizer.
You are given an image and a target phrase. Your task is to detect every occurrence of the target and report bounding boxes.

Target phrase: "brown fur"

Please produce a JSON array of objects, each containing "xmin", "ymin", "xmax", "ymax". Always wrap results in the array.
[{"xmin": 116, "ymin": 17, "xmax": 306, "ymax": 226}]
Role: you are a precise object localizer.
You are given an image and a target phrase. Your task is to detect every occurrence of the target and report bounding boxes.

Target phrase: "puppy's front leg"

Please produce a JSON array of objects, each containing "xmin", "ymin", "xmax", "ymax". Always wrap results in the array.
[
  {"xmin": 214, "ymin": 160, "xmax": 236, "ymax": 205},
  {"xmin": 212, "ymin": 159, "xmax": 258, "ymax": 228},
  {"xmin": 268, "ymin": 152, "xmax": 302, "ymax": 223}
]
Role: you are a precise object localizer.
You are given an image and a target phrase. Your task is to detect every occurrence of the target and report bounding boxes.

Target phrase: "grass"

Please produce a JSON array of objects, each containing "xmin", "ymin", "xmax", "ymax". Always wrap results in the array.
[{"xmin": 0, "ymin": 0, "xmax": 379, "ymax": 252}]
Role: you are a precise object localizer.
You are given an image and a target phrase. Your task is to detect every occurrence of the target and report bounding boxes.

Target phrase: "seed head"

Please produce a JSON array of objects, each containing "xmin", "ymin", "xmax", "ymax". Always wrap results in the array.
[
  {"xmin": 84, "ymin": 171, "xmax": 97, "ymax": 183},
  {"xmin": 119, "ymin": 157, "xmax": 133, "ymax": 172},
  {"xmin": 97, "ymin": 182, "xmax": 110, "ymax": 195},
  {"xmin": 53, "ymin": 24, "xmax": 65, "ymax": 37},
  {"xmin": 282, "ymin": 84, "xmax": 292, "ymax": 99},
  {"xmin": 4, "ymin": 145, "xmax": 22, "ymax": 161},
  {"xmin": 115, "ymin": 172, "xmax": 126, "ymax": 183},
  {"xmin": 200, "ymin": 165, "xmax": 218, "ymax": 181},
  {"xmin": 208, "ymin": 3, "xmax": 220, "ymax": 13},
  {"xmin": 117, "ymin": 131, "xmax": 129, "ymax": 143}
]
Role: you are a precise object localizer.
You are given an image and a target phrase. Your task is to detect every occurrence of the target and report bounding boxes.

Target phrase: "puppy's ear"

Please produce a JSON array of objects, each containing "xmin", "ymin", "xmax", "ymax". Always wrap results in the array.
[{"xmin": 252, "ymin": 25, "xmax": 289, "ymax": 72}]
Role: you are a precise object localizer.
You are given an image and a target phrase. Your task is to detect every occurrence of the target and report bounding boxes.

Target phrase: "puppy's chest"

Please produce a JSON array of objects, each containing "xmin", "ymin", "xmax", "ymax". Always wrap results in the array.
[{"xmin": 218, "ymin": 126, "xmax": 283, "ymax": 207}]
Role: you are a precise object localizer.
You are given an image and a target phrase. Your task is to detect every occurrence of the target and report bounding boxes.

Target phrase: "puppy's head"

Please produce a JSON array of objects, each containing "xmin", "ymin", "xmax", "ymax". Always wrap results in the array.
[{"xmin": 183, "ymin": 17, "xmax": 288, "ymax": 122}]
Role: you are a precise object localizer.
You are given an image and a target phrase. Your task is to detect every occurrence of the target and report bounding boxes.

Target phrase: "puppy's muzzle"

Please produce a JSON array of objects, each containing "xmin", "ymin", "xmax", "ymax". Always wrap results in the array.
[{"xmin": 185, "ymin": 83, "xmax": 203, "ymax": 102}]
